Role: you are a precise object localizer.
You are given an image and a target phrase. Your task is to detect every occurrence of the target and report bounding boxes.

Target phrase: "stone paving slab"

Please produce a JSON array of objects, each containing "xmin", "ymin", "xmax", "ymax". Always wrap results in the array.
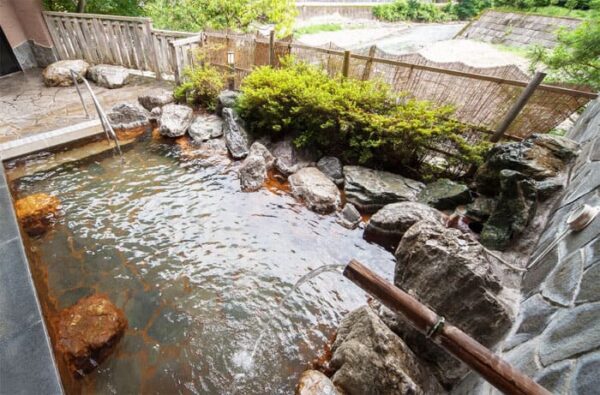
[{"xmin": 0, "ymin": 68, "xmax": 172, "ymax": 144}]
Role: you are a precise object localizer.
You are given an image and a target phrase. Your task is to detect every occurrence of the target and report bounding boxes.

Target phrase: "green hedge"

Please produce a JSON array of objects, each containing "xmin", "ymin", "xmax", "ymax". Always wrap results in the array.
[{"xmin": 236, "ymin": 57, "xmax": 489, "ymax": 179}]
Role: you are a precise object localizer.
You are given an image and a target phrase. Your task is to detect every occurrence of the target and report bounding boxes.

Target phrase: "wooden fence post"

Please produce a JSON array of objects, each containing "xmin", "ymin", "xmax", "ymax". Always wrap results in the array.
[
  {"xmin": 268, "ymin": 30, "xmax": 275, "ymax": 67},
  {"xmin": 362, "ymin": 45, "xmax": 376, "ymax": 81},
  {"xmin": 169, "ymin": 40, "xmax": 180, "ymax": 84},
  {"xmin": 144, "ymin": 20, "xmax": 161, "ymax": 80},
  {"xmin": 342, "ymin": 50, "xmax": 351, "ymax": 78},
  {"xmin": 490, "ymin": 71, "xmax": 546, "ymax": 143}
]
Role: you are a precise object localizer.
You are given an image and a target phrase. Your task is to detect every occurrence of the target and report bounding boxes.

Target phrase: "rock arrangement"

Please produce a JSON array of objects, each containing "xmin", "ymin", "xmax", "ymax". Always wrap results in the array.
[
  {"xmin": 43, "ymin": 60, "xmax": 90, "ymax": 87},
  {"xmin": 15, "ymin": 193, "xmax": 61, "ymax": 236},
  {"xmin": 55, "ymin": 294, "xmax": 127, "ymax": 376}
]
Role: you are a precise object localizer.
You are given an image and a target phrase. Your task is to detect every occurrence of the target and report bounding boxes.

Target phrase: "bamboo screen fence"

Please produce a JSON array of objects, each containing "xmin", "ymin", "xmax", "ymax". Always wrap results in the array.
[{"xmin": 43, "ymin": 11, "xmax": 596, "ymax": 146}]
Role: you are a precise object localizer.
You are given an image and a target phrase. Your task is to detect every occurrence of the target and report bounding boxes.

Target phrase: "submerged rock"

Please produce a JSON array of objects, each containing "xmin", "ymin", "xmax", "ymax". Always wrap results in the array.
[
  {"xmin": 43, "ymin": 59, "xmax": 90, "ymax": 87},
  {"xmin": 55, "ymin": 294, "xmax": 127, "ymax": 376},
  {"xmin": 392, "ymin": 220, "xmax": 515, "ymax": 386},
  {"xmin": 15, "ymin": 193, "xmax": 61, "ymax": 236},
  {"xmin": 343, "ymin": 166, "xmax": 424, "ymax": 213},
  {"xmin": 239, "ymin": 154, "xmax": 267, "ymax": 192},
  {"xmin": 87, "ymin": 64, "xmax": 130, "ymax": 89},
  {"xmin": 159, "ymin": 104, "xmax": 193, "ymax": 138},
  {"xmin": 364, "ymin": 202, "xmax": 444, "ymax": 250},
  {"xmin": 138, "ymin": 89, "xmax": 174, "ymax": 111},
  {"xmin": 222, "ymin": 108, "xmax": 250, "ymax": 159},
  {"xmin": 188, "ymin": 114, "xmax": 224, "ymax": 143},
  {"xmin": 317, "ymin": 157, "xmax": 344, "ymax": 186},
  {"xmin": 475, "ymin": 134, "xmax": 579, "ymax": 196},
  {"xmin": 216, "ymin": 90, "xmax": 240, "ymax": 116},
  {"xmin": 417, "ymin": 178, "xmax": 472, "ymax": 210},
  {"xmin": 330, "ymin": 306, "xmax": 445, "ymax": 395},
  {"xmin": 481, "ymin": 170, "xmax": 537, "ymax": 250},
  {"xmin": 338, "ymin": 203, "xmax": 361, "ymax": 229},
  {"xmin": 107, "ymin": 103, "xmax": 149, "ymax": 132},
  {"xmin": 289, "ymin": 167, "xmax": 341, "ymax": 214},
  {"xmin": 296, "ymin": 370, "xmax": 339, "ymax": 395}
]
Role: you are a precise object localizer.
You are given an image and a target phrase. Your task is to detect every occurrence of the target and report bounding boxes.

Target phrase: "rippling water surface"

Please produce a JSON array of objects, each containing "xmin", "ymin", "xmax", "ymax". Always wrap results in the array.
[{"xmin": 11, "ymin": 135, "xmax": 395, "ymax": 394}]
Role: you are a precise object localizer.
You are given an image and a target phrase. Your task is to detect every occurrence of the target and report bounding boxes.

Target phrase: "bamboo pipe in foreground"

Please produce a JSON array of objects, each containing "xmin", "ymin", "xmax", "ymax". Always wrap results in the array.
[{"xmin": 343, "ymin": 259, "xmax": 551, "ymax": 395}]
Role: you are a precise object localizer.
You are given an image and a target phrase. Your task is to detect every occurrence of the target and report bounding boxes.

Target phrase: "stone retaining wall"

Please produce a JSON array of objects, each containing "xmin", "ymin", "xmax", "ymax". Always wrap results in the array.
[
  {"xmin": 452, "ymin": 99, "xmax": 600, "ymax": 394},
  {"xmin": 456, "ymin": 10, "xmax": 582, "ymax": 48}
]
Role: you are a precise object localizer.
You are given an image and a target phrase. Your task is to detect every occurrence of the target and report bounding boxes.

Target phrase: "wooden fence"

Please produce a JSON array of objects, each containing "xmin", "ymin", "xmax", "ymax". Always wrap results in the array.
[{"xmin": 42, "ymin": 11, "xmax": 596, "ymax": 143}]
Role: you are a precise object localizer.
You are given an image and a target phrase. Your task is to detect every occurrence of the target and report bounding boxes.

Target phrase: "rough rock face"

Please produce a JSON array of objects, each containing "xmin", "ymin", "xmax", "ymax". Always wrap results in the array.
[
  {"xmin": 42, "ymin": 60, "xmax": 90, "ymax": 87},
  {"xmin": 249, "ymin": 142, "xmax": 275, "ymax": 169},
  {"xmin": 239, "ymin": 154, "xmax": 267, "ymax": 192},
  {"xmin": 138, "ymin": 89, "xmax": 174, "ymax": 111},
  {"xmin": 216, "ymin": 90, "xmax": 240, "ymax": 116},
  {"xmin": 55, "ymin": 294, "xmax": 127, "ymax": 375},
  {"xmin": 480, "ymin": 170, "xmax": 537, "ymax": 250},
  {"xmin": 296, "ymin": 370, "xmax": 339, "ymax": 395},
  {"xmin": 159, "ymin": 104, "xmax": 194, "ymax": 138},
  {"xmin": 465, "ymin": 197, "xmax": 496, "ymax": 223},
  {"xmin": 338, "ymin": 203, "xmax": 361, "ymax": 229},
  {"xmin": 149, "ymin": 107, "xmax": 162, "ymax": 122},
  {"xmin": 330, "ymin": 306, "xmax": 445, "ymax": 395},
  {"xmin": 343, "ymin": 166, "xmax": 424, "ymax": 213},
  {"xmin": 475, "ymin": 134, "xmax": 579, "ymax": 196},
  {"xmin": 106, "ymin": 103, "xmax": 149, "ymax": 131},
  {"xmin": 87, "ymin": 64, "xmax": 130, "ymax": 89},
  {"xmin": 289, "ymin": 167, "xmax": 341, "ymax": 214},
  {"xmin": 317, "ymin": 157, "xmax": 344, "ymax": 186},
  {"xmin": 417, "ymin": 178, "xmax": 472, "ymax": 210},
  {"xmin": 392, "ymin": 220, "xmax": 515, "ymax": 386},
  {"xmin": 222, "ymin": 108, "xmax": 250, "ymax": 159},
  {"xmin": 188, "ymin": 114, "xmax": 224, "ymax": 143},
  {"xmin": 364, "ymin": 202, "xmax": 445, "ymax": 250},
  {"xmin": 15, "ymin": 193, "xmax": 61, "ymax": 236},
  {"xmin": 270, "ymin": 137, "xmax": 317, "ymax": 176}
]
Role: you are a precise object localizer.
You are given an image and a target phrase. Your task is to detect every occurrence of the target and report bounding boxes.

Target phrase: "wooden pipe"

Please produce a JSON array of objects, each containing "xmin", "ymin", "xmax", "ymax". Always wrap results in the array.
[{"xmin": 343, "ymin": 259, "xmax": 551, "ymax": 395}]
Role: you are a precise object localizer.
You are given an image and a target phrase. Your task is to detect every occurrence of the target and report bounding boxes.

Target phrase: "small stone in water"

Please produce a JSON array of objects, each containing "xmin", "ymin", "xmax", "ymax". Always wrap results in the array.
[{"xmin": 15, "ymin": 193, "xmax": 61, "ymax": 236}]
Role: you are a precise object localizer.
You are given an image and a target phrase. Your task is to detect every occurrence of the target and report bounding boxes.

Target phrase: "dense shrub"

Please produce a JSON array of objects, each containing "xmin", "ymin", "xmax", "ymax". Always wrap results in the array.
[
  {"xmin": 450, "ymin": 0, "xmax": 492, "ymax": 19},
  {"xmin": 173, "ymin": 65, "xmax": 225, "ymax": 111},
  {"xmin": 237, "ymin": 57, "xmax": 489, "ymax": 178},
  {"xmin": 373, "ymin": 0, "xmax": 450, "ymax": 22}
]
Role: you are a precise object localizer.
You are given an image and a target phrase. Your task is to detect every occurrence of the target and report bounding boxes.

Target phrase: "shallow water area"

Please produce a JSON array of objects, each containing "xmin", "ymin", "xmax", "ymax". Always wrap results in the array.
[{"xmin": 9, "ymin": 133, "xmax": 395, "ymax": 394}]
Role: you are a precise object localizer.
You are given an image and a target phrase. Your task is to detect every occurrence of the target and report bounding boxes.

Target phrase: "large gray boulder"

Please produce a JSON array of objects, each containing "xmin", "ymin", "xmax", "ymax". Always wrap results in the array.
[
  {"xmin": 475, "ymin": 134, "xmax": 579, "ymax": 196},
  {"xmin": 343, "ymin": 166, "xmax": 424, "ymax": 213},
  {"xmin": 138, "ymin": 89, "xmax": 174, "ymax": 111},
  {"xmin": 296, "ymin": 370, "xmax": 339, "ymax": 395},
  {"xmin": 289, "ymin": 167, "xmax": 341, "ymax": 214},
  {"xmin": 216, "ymin": 90, "xmax": 240, "ymax": 116},
  {"xmin": 330, "ymin": 306, "xmax": 445, "ymax": 395},
  {"xmin": 188, "ymin": 114, "xmax": 223, "ymax": 143},
  {"xmin": 480, "ymin": 170, "xmax": 537, "ymax": 250},
  {"xmin": 317, "ymin": 156, "xmax": 344, "ymax": 186},
  {"xmin": 249, "ymin": 142, "xmax": 275, "ymax": 169},
  {"xmin": 364, "ymin": 202, "xmax": 445, "ymax": 250},
  {"xmin": 159, "ymin": 104, "xmax": 193, "ymax": 138},
  {"xmin": 106, "ymin": 103, "xmax": 149, "ymax": 130},
  {"xmin": 417, "ymin": 178, "xmax": 472, "ymax": 210},
  {"xmin": 43, "ymin": 60, "xmax": 90, "ymax": 87},
  {"xmin": 222, "ymin": 108, "xmax": 250, "ymax": 159},
  {"xmin": 87, "ymin": 64, "xmax": 130, "ymax": 89},
  {"xmin": 391, "ymin": 220, "xmax": 515, "ymax": 386},
  {"xmin": 239, "ymin": 154, "xmax": 267, "ymax": 192}
]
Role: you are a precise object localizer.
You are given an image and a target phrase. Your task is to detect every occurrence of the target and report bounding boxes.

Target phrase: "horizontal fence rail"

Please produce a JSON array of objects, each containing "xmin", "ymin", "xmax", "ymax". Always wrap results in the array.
[{"xmin": 43, "ymin": 10, "xmax": 597, "ymax": 174}]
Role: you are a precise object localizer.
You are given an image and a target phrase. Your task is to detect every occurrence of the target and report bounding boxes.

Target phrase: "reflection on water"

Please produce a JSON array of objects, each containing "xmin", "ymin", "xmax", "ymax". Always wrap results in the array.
[{"xmin": 11, "ymin": 134, "xmax": 395, "ymax": 394}]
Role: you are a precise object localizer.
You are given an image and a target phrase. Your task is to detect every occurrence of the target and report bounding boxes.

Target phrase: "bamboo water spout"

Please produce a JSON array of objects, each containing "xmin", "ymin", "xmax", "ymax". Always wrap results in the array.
[{"xmin": 343, "ymin": 259, "xmax": 551, "ymax": 395}]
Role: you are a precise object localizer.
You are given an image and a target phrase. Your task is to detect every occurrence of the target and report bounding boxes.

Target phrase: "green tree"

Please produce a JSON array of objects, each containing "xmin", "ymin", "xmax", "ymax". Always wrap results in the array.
[
  {"xmin": 144, "ymin": 0, "xmax": 297, "ymax": 36},
  {"xmin": 529, "ymin": 2, "xmax": 600, "ymax": 90},
  {"xmin": 43, "ymin": 0, "xmax": 143, "ymax": 15}
]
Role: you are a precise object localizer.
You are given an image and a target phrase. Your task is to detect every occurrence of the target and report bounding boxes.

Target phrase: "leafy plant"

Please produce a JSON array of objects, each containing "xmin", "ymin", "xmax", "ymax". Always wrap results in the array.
[
  {"xmin": 237, "ymin": 57, "xmax": 488, "ymax": 178},
  {"xmin": 144, "ymin": 0, "xmax": 297, "ymax": 37},
  {"xmin": 173, "ymin": 47, "xmax": 226, "ymax": 110},
  {"xmin": 373, "ymin": 0, "xmax": 450, "ymax": 22},
  {"xmin": 528, "ymin": 2, "xmax": 600, "ymax": 90},
  {"xmin": 451, "ymin": 0, "xmax": 492, "ymax": 19},
  {"xmin": 43, "ymin": 0, "xmax": 142, "ymax": 15}
]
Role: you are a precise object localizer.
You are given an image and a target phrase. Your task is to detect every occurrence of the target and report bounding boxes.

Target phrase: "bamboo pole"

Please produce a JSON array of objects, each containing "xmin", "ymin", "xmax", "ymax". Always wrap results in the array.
[
  {"xmin": 343, "ymin": 259, "xmax": 552, "ymax": 395},
  {"xmin": 490, "ymin": 71, "xmax": 546, "ymax": 142}
]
